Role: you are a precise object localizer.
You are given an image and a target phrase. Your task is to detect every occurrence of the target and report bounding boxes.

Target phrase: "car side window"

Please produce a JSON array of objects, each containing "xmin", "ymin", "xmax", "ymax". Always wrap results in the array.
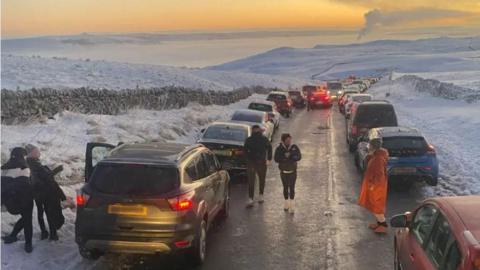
[
  {"xmin": 202, "ymin": 152, "xmax": 217, "ymax": 176},
  {"xmin": 426, "ymin": 215, "xmax": 458, "ymax": 269},
  {"xmin": 443, "ymin": 241, "xmax": 461, "ymax": 270},
  {"xmin": 195, "ymin": 154, "xmax": 208, "ymax": 179},
  {"xmin": 411, "ymin": 204, "xmax": 438, "ymax": 246},
  {"xmin": 185, "ymin": 158, "xmax": 199, "ymax": 182}
]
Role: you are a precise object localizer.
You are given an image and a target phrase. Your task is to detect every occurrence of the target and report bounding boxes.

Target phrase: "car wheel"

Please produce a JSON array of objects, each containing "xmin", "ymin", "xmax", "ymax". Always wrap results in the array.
[
  {"xmin": 189, "ymin": 220, "xmax": 207, "ymax": 266},
  {"xmin": 78, "ymin": 246, "xmax": 103, "ymax": 260},
  {"xmin": 348, "ymin": 142, "xmax": 356, "ymax": 153},
  {"xmin": 394, "ymin": 244, "xmax": 400, "ymax": 270},
  {"xmin": 219, "ymin": 186, "xmax": 230, "ymax": 219}
]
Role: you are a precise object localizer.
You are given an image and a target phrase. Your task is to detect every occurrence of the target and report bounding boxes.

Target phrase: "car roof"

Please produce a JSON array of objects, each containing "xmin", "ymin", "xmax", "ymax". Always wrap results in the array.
[
  {"xmin": 101, "ymin": 142, "xmax": 203, "ymax": 166},
  {"xmin": 232, "ymin": 109, "xmax": 266, "ymax": 116},
  {"xmin": 430, "ymin": 196, "xmax": 480, "ymax": 242},
  {"xmin": 206, "ymin": 121, "xmax": 252, "ymax": 129},
  {"xmin": 249, "ymin": 100, "xmax": 275, "ymax": 106},
  {"xmin": 350, "ymin": 94, "xmax": 372, "ymax": 98},
  {"xmin": 267, "ymin": 91, "xmax": 288, "ymax": 96},
  {"xmin": 371, "ymin": 126, "xmax": 423, "ymax": 138},
  {"xmin": 358, "ymin": 100, "xmax": 392, "ymax": 106}
]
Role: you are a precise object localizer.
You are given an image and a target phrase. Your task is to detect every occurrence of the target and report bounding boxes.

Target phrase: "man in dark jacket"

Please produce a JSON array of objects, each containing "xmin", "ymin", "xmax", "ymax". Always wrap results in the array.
[
  {"xmin": 274, "ymin": 134, "xmax": 301, "ymax": 214},
  {"xmin": 26, "ymin": 144, "xmax": 66, "ymax": 241},
  {"xmin": 244, "ymin": 125, "xmax": 272, "ymax": 207},
  {"xmin": 1, "ymin": 147, "xmax": 34, "ymax": 253}
]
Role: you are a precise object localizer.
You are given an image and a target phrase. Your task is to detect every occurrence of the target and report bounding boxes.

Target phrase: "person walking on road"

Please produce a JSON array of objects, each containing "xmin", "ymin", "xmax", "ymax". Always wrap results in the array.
[
  {"xmin": 26, "ymin": 144, "xmax": 67, "ymax": 241},
  {"xmin": 1, "ymin": 147, "xmax": 34, "ymax": 253},
  {"xmin": 358, "ymin": 138, "xmax": 389, "ymax": 234},
  {"xmin": 274, "ymin": 134, "xmax": 301, "ymax": 214},
  {"xmin": 244, "ymin": 125, "xmax": 272, "ymax": 208}
]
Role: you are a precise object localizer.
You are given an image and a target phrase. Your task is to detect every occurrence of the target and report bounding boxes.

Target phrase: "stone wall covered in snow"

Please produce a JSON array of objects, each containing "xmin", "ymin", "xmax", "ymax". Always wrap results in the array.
[{"xmin": 1, "ymin": 86, "xmax": 272, "ymax": 124}]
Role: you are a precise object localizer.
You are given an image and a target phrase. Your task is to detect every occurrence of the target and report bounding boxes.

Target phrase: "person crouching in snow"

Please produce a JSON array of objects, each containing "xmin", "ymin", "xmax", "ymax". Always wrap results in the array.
[
  {"xmin": 274, "ymin": 133, "xmax": 301, "ymax": 214},
  {"xmin": 358, "ymin": 138, "xmax": 389, "ymax": 233},
  {"xmin": 1, "ymin": 147, "xmax": 34, "ymax": 253}
]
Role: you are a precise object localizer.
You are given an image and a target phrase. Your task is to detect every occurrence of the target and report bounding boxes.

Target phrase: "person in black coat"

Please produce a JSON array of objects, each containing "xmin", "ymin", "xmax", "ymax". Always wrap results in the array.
[
  {"xmin": 274, "ymin": 134, "xmax": 301, "ymax": 214},
  {"xmin": 244, "ymin": 125, "xmax": 272, "ymax": 207},
  {"xmin": 1, "ymin": 147, "xmax": 34, "ymax": 253},
  {"xmin": 25, "ymin": 144, "xmax": 66, "ymax": 241}
]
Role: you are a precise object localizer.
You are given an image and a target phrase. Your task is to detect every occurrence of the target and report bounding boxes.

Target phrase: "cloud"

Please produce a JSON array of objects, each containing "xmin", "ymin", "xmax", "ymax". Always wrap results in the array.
[
  {"xmin": 331, "ymin": 0, "xmax": 480, "ymax": 10},
  {"xmin": 357, "ymin": 8, "xmax": 473, "ymax": 39}
]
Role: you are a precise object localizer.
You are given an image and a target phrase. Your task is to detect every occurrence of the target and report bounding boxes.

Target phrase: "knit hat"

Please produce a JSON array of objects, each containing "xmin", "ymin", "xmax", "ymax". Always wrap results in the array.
[
  {"xmin": 369, "ymin": 138, "xmax": 383, "ymax": 150},
  {"xmin": 25, "ymin": 144, "xmax": 39, "ymax": 156}
]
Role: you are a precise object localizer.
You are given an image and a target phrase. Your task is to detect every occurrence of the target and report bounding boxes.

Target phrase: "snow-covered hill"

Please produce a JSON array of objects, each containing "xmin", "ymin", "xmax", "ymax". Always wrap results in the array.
[{"xmin": 1, "ymin": 54, "xmax": 303, "ymax": 91}]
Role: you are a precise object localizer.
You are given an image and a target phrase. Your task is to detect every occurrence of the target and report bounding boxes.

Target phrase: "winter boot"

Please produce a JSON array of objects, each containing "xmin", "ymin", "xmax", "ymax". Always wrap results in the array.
[
  {"xmin": 2, "ymin": 235, "xmax": 18, "ymax": 244},
  {"xmin": 40, "ymin": 230, "xmax": 49, "ymax": 240},
  {"xmin": 24, "ymin": 242, "xmax": 33, "ymax": 253},
  {"xmin": 246, "ymin": 198, "xmax": 254, "ymax": 208},
  {"xmin": 49, "ymin": 231, "xmax": 59, "ymax": 241},
  {"xmin": 289, "ymin": 199, "xmax": 295, "ymax": 214},
  {"xmin": 284, "ymin": 200, "xmax": 290, "ymax": 212},
  {"xmin": 258, "ymin": 194, "xmax": 264, "ymax": 203},
  {"xmin": 374, "ymin": 222, "xmax": 388, "ymax": 234}
]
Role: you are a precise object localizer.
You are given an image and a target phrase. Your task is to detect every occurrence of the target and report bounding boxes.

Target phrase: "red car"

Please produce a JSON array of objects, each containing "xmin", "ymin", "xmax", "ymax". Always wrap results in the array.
[
  {"xmin": 307, "ymin": 90, "xmax": 332, "ymax": 110},
  {"xmin": 266, "ymin": 91, "xmax": 293, "ymax": 117},
  {"xmin": 390, "ymin": 196, "xmax": 480, "ymax": 270}
]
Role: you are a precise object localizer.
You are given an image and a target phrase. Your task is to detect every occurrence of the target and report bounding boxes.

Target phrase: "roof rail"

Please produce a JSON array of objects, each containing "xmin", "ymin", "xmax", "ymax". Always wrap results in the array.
[{"xmin": 176, "ymin": 144, "xmax": 204, "ymax": 161}]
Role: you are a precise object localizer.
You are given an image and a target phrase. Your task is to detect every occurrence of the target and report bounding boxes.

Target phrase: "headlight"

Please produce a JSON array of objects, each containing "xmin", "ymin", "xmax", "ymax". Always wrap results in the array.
[{"xmin": 338, "ymin": 91, "xmax": 343, "ymax": 94}]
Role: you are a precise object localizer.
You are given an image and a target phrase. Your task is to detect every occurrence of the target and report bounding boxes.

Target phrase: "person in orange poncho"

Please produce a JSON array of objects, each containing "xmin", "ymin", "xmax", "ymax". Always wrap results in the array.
[{"xmin": 358, "ymin": 138, "xmax": 389, "ymax": 234}]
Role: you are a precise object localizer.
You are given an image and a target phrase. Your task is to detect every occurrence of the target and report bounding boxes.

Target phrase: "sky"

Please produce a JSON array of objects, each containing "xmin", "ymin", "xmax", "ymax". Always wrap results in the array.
[{"xmin": 2, "ymin": 0, "xmax": 480, "ymax": 38}]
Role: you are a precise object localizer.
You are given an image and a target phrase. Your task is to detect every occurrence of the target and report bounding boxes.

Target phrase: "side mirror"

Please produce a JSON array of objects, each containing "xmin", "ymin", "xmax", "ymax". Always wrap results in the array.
[{"xmin": 390, "ymin": 212, "xmax": 411, "ymax": 228}]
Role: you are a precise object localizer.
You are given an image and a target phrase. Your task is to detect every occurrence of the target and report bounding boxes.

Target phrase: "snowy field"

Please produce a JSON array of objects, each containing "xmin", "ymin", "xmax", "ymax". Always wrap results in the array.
[
  {"xmin": 0, "ymin": 94, "xmax": 266, "ymax": 270},
  {"xmin": 369, "ymin": 76, "xmax": 480, "ymax": 196}
]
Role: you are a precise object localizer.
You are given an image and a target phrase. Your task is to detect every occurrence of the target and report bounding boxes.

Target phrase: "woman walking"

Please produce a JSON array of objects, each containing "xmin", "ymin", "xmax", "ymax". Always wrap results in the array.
[
  {"xmin": 358, "ymin": 138, "xmax": 389, "ymax": 234},
  {"xmin": 274, "ymin": 133, "xmax": 301, "ymax": 214}
]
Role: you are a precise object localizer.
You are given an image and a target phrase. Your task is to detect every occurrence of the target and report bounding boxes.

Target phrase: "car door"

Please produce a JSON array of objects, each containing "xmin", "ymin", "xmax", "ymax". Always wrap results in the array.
[
  {"xmin": 202, "ymin": 152, "xmax": 224, "ymax": 211},
  {"xmin": 425, "ymin": 214, "xmax": 462, "ymax": 270},
  {"xmin": 196, "ymin": 152, "xmax": 218, "ymax": 218},
  {"xmin": 400, "ymin": 204, "xmax": 439, "ymax": 270},
  {"xmin": 85, "ymin": 142, "xmax": 115, "ymax": 182}
]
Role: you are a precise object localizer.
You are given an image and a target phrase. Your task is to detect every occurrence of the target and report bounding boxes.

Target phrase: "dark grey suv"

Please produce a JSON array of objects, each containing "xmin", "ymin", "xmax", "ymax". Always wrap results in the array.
[{"xmin": 75, "ymin": 142, "xmax": 230, "ymax": 265}]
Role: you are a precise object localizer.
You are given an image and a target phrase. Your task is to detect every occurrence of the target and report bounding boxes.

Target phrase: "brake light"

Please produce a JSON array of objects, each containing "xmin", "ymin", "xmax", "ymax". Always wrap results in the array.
[
  {"xmin": 168, "ymin": 191, "xmax": 195, "ymax": 211},
  {"xmin": 351, "ymin": 125, "xmax": 358, "ymax": 136},
  {"xmin": 427, "ymin": 144, "xmax": 436, "ymax": 155},
  {"xmin": 76, "ymin": 190, "xmax": 90, "ymax": 206},
  {"xmin": 174, "ymin": 240, "xmax": 191, "ymax": 248}
]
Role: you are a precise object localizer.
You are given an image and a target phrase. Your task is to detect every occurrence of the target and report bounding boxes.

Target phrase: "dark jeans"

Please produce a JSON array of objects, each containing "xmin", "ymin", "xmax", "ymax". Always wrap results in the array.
[
  {"xmin": 280, "ymin": 171, "xmax": 297, "ymax": 200},
  {"xmin": 247, "ymin": 161, "xmax": 267, "ymax": 199},
  {"xmin": 10, "ymin": 200, "xmax": 34, "ymax": 244},
  {"xmin": 35, "ymin": 199, "xmax": 58, "ymax": 237}
]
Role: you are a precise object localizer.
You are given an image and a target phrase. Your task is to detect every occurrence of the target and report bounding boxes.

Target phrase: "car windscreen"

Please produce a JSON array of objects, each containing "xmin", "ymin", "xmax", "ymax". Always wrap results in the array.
[
  {"xmin": 354, "ymin": 106, "xmax": 397, "ymax": 127},
  {"xmin": 288, "ymin": 91, "xmax": 301, "ymax": 97},
  {"xmin": 382, "ymin": 137, "xmax": 428, "ymax": 156},
  {"xmin": 267, "ymin": 94, "xmax": 286, "ymax": 101},
  {"xmin": 203, "ymin": 125, "xmax": 248, "ymax": 142},
  {"xmin": 248, "ymin": 103, "xmax": 273, "ymax": 112},
  {"xmin": 353, "ymin": 96, "xmax": 372, "ymax": 102},
  {"xmin": 231, "ymin": 112, "xmax": 263, "ymax": 123},
  {"xmin": 90, "ymin": 164, "xmax": 179, "ymax": 196},
  {"xmin": 327, "ymin": 82, "xmax": 342, "ymax": 90}
]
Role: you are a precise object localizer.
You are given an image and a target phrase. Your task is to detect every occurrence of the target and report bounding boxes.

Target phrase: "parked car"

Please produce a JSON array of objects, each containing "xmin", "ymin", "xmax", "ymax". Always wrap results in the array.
[
  {"xmin": 338, "ymin": 89, "xmax": 360, "ymax": 113},
  {"xmin": 346, "ymin": 101, "xmax": 397, "ymax": 152},
  {"xmin": 198, "ymin": 121, "xmax": 251, "ymax": 174},
  {"xmin": 247, "ymin": 100, "xmax": 280, "ymax": 129},
  {"xmin": 327, "ymin": 81, "xmax": 343, "ymax": 100},
  {"xmin": 355, "ymin": 127, "xmax": 439, "ymax": 189},
  {"xmin": 351, "ymin": 80, "xmax": 368, "ymax": 92},
  {"xmin": 390, "ymin": 195, "xmax": 480, "ymax": 270},
  {"xmin": 230, "ymin": 109, "xmax": 274, "ymax": 141},
  {"xmin": 288, "ymin": 90, "xmax": 306, "ymax": 108},
  {"xmin": 76, "ymin": 142, "xmax": 230, "ymax": 265},
  {"xmin": 266, "ymin": 91, "xmax": 293, "ymax": 117},
  {"xmin": 307, "ymin": 88, "xmax": 332, "ymax": 110},
  {"xmin": 344, "ymin": 94, "xmax": 373, "ymax": 117}
]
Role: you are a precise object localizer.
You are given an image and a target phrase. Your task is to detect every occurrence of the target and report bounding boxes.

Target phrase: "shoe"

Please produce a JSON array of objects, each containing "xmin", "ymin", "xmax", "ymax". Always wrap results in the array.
[
  {"xmin": 368, "ymin": 223, "xmax": 379, "ymax": 230},
  {"xmin": 258, "ymin": 194, "xmax": 264, "ymax": 204},
  {"xmin": 49, "ymin": 233, "xmax": 59, "ymax": 241},
  {"xmin": 245, "ymin": 199, "xmax": 254, "ymax": 208},
  {"xmin": 40, "ymin": 231, "xmax": 49, "ymax": 240},
  {"xmin": 24, "ymin": 243, "xmax": 33, "ymax": 253},
  {"xmin": 284, "ymin": 200, "xmax": 289, "ymax": 211},
  {"xmin": 374, "ymin": 222, "xmax": 388, "ymax": 234},
  {"xmin": 2, "ymin": 235, "xmax": 18, "ymax": 244},
  {"xmin": 289, "ymin": 199, "xmax": 295, "ymax": 214}
]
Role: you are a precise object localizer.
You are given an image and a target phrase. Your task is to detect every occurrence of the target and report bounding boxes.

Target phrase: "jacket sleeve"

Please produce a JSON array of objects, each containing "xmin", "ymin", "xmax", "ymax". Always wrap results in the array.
[
  {"xmin": 274, "ymin": 145, "xmax": 282, "ymax": 163},
  {"xmin": 290, "ymin": 145, "xmax": 302, "ymax": 162},
  {"xmin": 41, "ymin": 166, "xmax": 67, "ymax": 201},
  {"xmin": 266, "ymin": 137, "xmax": 273, "ymax": 161}
]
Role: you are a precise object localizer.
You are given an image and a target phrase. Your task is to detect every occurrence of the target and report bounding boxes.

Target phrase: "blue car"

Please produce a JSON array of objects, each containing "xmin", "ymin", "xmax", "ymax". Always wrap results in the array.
[{"xmin": 355, "ymin": 127, "xmax": 439, "ymax": 190}]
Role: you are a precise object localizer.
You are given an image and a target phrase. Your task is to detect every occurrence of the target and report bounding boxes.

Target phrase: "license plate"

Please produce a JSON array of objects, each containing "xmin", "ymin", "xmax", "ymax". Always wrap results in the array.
[
  {"xmin": 316, "ymin": 101, "xmax": 324, "ymax": 105},
  {"xmin": 392, "ymin": 167, "xmax": 417, "ymax": 174},
  {"xmin": 213, "ymin": 149, "xmax": 232, "ymax": 156},
  {"xmin": 108, "ymin": 204, "xmax": 147, "ymax": 216}
]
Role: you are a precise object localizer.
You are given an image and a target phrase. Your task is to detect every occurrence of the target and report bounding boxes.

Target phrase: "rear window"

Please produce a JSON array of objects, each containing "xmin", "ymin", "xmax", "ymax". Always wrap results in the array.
[
  {"xmin": 203, "ymin": 125, "xmax": 248, "ymax": 142},
  {"xmin": 90, "ymin": 164, "xmax": 179, "ymax": 196},
  {"xmin": 232, "ymin": 112, "xmax": 263, "ymax": 123},
  {"xmin": 248, "ymin": 103, "xmax": 273, "ymax": 112},
  {"xmin": 288, "ymin": 91, "xmax": 301, "ymax": 97},
  {"xmin": 267, "ymin": 94, "xmax": 286, "ymax": 101},
  {"xmin": 382, "ymin": 137, "xmax": 428, "ymax": 156},
  {"xmin": 327, "ymin": 82, "xmax": 342, "ymax": 90},
  {"xmin": 354, "ymin": 105, "xmax": 397, "ymax": 127}
]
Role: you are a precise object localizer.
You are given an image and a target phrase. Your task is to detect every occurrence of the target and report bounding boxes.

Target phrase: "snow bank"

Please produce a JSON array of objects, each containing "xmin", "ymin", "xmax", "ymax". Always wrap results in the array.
[
  {"xmin": 369, "ymin": 77, "xmax": 480, "ymax": 196},
  {"xmin": 1, "ymin": 54, "xmax": 302, "ymax": 91}
]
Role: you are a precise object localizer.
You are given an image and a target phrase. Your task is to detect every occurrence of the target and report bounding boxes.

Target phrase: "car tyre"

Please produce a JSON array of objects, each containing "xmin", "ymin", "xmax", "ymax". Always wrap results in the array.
[
  {"xmin": 219, "ymin": 188, "xmax": 230, "ymax": 219},
  {"xmin": 189, "ymin": 220, "xmax": 207, "ymax": 266},
  {"xmin": 348, "ymin": 142, "xmax": 356, "ymax": 153},
  {"xmin": 78, "ymin": 246, "xmax": 103, "ymax": 260},
  {"xmin": 394, "ymin": 243, "xmax": 400, "ymax": 270}
]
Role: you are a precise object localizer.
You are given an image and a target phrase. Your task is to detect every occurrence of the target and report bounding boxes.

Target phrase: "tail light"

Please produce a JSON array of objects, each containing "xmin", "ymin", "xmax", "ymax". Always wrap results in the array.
[
  {"xmin": 76, "ymin": 190, "xmax": 90, "ymax": 207},
  {"xmin": 427, "ymin": 144, "xmax": 436, "ymax": 155},
  {"xmin": 351, "ymin": 125, "xmax": 358, "ymax": 136},
  {"xmin": 168, "ymin": 190, "xmax": 195, "ymax": 211}
]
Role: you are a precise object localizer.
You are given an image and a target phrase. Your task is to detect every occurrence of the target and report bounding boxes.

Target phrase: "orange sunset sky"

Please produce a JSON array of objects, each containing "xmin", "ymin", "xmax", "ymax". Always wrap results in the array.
[{"xmin": 2, "ymin": 0, "xmax": 479, "ymax": 38}]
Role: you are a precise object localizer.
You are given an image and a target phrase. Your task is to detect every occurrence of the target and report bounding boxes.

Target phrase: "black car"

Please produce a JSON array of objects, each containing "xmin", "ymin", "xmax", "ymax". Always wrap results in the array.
[
  {"xmin": 346, "ymin": 101, "xmax": 398, "ymax": 152},
  {"xmin": 76, "ymin": 142, "xmax": 230, "ymax": 265},
  {"xmin": 198, "ymin": 122, "xmax": 251, "ymax": 175},
  {"xmin": 288, "ymin": 90, "xmax": 306, "ymax": 108}
]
